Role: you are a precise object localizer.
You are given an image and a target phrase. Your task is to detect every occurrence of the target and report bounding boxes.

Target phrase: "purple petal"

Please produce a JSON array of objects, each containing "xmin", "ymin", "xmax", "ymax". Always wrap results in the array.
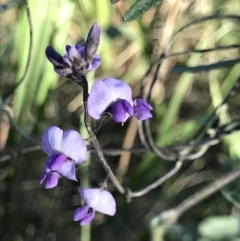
[
  {"xmin": 78, "ymin": 188, "xmax": 116, "ymax": 216},
  {"xmin": 47, "ymin": 153, "xmax": 67, "ymax": 171},
  {"xmin": 108, "ymin": 99, "xmax": 133, "ymax": 124},
  {"xmin": 91, "ymin": 190, "xmax": 116, "ymax": 216},
  {"xmin": 85, "ymin": 22, "xmax": 101, "ymax": 64},
  {"xmin": 74, "ymin": 206, "xmax": 95, "ymax": 226},
  {"xmin": 88, "ymin": 78, "xmax": 132, "ymax": 119},
  {"xmin": 87, "ymin": 54, "xmax": 101, "ymax": 72},
  {"xmin": 45, "ymin": 46, "xmax": 64, "ymax": 65},
  {"xmin": 75, "ymin": 44, "xmax": 85, "ymax": 54},
  {"xmin": 78, "ymin": 188, "xmax": 100, "ymax": 206},
  {"xmin": 46, "ymin": 46, "xmax": 72, "ymax": 77},
  {"xmin": 66, "ymin": 45, "xmax": 83, "ymax": 69},
  {"xmin": 133, "ymin": 99, "xmax": 153, "ymax": 120},
  {"xmin": 87, "ymin": 22, "xmax": 101, "ymax": 45},
  {"xmin": 62, "ymin": 54, "xmax": 72, "ymax": 68},
  {"xmin": 42, "ymin": 126, "xmax": 63, "ymax": 156},
  {"xmin": 44, "ymin": 172, "xmax": 61, "ymax": 189},
  {"xmin": 73, "ymin": 206, "xmax": 89, "ymax": 221},
  {"xmin": 53, "ymin": 67, "xmax": 70, "ymax": 77},
  {"xmin": 75, "ymin": 44, "xmax": 100, "ymax": 72},
  {"xmin": 58, "ymin": 160, "xmax": 77, "ymax": 181},
  {"xmin": 80, "ymin": 211, "xmax": 95, "ymax": 226},
  {"xmin": 42, "ymin": 127, "xmax": 87, "ymax": 164},
  {"xmin": 103, "ymin": 78, "xmax": 132, "ymax": 101},
  {"xmin": 134, "ymin": 98, "xmax": 153, "ymax": 110},
  {"xmin": 66, "ymin": 45, "xmax": 81, "ymax": 60},
  {"xmin": 61, "ymin": 130, "xmax": 87, "ymax": 164}
]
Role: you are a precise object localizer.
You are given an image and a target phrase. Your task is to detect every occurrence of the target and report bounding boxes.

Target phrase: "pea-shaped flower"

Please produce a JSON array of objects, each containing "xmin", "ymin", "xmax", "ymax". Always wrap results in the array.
[
  {"xmin": 87, "ymin": 78, "xmax": 153, "ymax": 125},
  {"xmin": 40, "ymin": 126, "xmax": 87, "ymax": 189},
  {"xmin": 74, "ymin": 188, "xmax": 116, "ymax": 226},
  {"xmin": 65, "ymin": 44, "xmax": 101, "ymax": 72},
  {"xmin": 45, "ymin": 44, "xmax": 101, "ymax": 76},
  {"xmin": 45, "ymin": 22, "xmax": 101, "ymax": 76}
]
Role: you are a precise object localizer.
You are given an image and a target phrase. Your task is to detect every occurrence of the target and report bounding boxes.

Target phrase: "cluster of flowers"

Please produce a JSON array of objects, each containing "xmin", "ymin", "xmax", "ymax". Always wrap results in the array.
[{"xmin": 41, "ymin": 22, "xmax": 153, "ymax": 225}]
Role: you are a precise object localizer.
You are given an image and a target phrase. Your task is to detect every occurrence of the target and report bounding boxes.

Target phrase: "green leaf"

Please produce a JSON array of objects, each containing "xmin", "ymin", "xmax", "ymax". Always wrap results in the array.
[
  {"xmin": 169, "ymin": 58, "xmax": 240, "ymax": 73},
  {"xmin": 198, "ymin": 216, "xmax": 240, "ymax": 240},
  {"xmin": 110, "ymin": 0, "xmax": 120, "ymax": 4},
  {"xmin": 124, "ymin": 0, "xmax": 163, "ymax": 21}
]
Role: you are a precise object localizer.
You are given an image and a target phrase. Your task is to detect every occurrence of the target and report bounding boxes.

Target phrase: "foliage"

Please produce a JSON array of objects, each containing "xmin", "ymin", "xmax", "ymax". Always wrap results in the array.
[
  {"xmin": 124, "ymin": 0, "xmax": 164, "ymax": 21},
  {"xmin": 111, "ymin": 0, "xmax": 163, "ymax": 21}
]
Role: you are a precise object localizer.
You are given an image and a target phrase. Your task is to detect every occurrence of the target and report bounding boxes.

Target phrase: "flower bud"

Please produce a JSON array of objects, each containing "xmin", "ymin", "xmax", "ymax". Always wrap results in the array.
[
  {"xmin": 66, "ymin": 45, "xmax": 84, "ymax": 71},
  {"xmin": 45, "ymin": 46, "xmax": 72, "ymax": 76},
  {"xmin": 85, "ymin": 22, "xmax": 101, "ymax": 65}
]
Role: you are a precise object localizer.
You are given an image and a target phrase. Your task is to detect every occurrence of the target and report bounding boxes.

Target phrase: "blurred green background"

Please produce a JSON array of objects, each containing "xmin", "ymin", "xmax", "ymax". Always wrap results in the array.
[{"xmin": 1, "ymin": 0, "xmax": 240, "ymax": 240}]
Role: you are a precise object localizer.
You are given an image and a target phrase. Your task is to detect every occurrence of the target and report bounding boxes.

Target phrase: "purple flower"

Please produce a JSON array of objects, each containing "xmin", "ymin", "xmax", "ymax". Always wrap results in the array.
[
  {"xmin": 46, "ymin": 44, "xmax": 101, "ymax": 76},
  {"xmin": 87, "ymin": 78, "xmax": 153, "ymax": 124},
  {"xmin": 74, "ymin": 188, "xmax": 116, "ymax": 226},
  {"xmin": 40, "ymin": 126, "xmax": 87, "ymax": 189},
  {"xmin": 71, "ymin": 44, "xmax": 101, "ymax": 72},
  {"xmin": 133, "ymin": 98, "xmax": 153, "ymax": 120},
  {"xmin": 45, "ymin": 22, "xmax": 101, "ymax": 77}
]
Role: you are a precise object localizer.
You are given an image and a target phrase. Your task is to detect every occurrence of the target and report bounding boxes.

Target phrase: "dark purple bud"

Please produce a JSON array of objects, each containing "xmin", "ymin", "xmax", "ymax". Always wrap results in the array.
[
  {"xmin": 46, "ymin": 46, "xmax": 64, "ymax": 64},
  {"xmin": 45, "ymin": 46, "xmax": 72, "ymax": 77},
  {"xmin": 66, "ymin": 45, "xmax": 84, "ymax": 70},
  {"xmin": 85, "ymin": 22, "xmax": 101, "ymax": 65}
]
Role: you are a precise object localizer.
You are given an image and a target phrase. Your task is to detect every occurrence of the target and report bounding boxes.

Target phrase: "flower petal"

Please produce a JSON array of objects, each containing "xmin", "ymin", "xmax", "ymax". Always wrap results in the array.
[
  {"xmin": 73, "ymin": 206, "xmax": 89, "ymax": 221},
  {"xmin": 47, "ymin": 153, "xmax": 67, "ymax": 171},
  {"xmin": 78, "ymin": 188, "xmax": 116, "ymax": 216},
  {"xmin": 58, "ymin": 160, "xmax": 77, "ymax": 181},
  {"xmin": 75, "ymin": 44, "xmax": 85, "ymax": 55},
  {"xmin": 44, "ymin": 172, "xmax": 61, "ymax": 189},
  {"xmin": 42, "ymin": 126, "xmax": 63, "ymax": 156},
  {"xmin": 88, "ymin": 78, "xmax": 132, "ymax": 119},
  {"xmin": 62, "ymin": 54, "xmax": 72, "ymax": 68},
  {"xmin": 78, "ymin": 188, "xmax": 101, "ymax": 207},
  {"xmin": 88, "ymin": 54, "xmax": 101, "ymax": 72},
  {"xmin": 93, "ymin": 190, "xmax": 116, "ymax": 216},
  {"xmin": 75, "ymin": 44, "xmax": 100, "ymax": 72},
  {"xmin": 73, "ymin": 206, "xmax": 95, "ymax": 225},
  {"xmin": 45, "ymin": 46, "xmax": 72, "ymax": 76},
  {"xmin": 80, "ymin": 211, "xmax": 95, "ymax": 226},
  {"xmin": 53, "ymin": 67, "xmax": 71, "ymax": 77},
  {"xmin": 133, "ymin": 99, "xmax": 153, "ymax": 120},
  {"xmin": 66, "ymin": 45, "xmax": 83, "ymax": 69},
  {"xmin": 103, "ymin": 78, "xmax": 132, "ymax": 101},
  {"xmin": 108, "ymin": 99, "xmax": 133, "ymax": 124},
  {"xmin": 85, "ymin": 22, "xmax": 101, "ymax": 64},
  {"xmin": 88, "ymin": 79, "xmax": 117, "ymax": 119},
  {"xmin": 45, "ymin": 46, "xmax": 64, "ymax": 65},
  {"xmin": 134, "ymin": 98, "xmax": 153, "ymax": 110},
  {"xmin": 61, "ymin": 130, "xmax": 87, "ymax": 164},
  {"xmin": 88, "ymin": 22, "xmax": 101, "ymax": 38}
]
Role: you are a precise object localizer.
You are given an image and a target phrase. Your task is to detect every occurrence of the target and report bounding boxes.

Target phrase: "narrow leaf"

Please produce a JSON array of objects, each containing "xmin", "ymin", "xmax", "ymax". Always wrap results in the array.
[
  {"xmin": 110, "ymin": 0, "xmax": 120, "ymax": 4},
  {"xmin": 124, "ymin": 0, "xmax": 163, "ymax": 21},
  {"xmin": 169, "ymin": 58, "xmax": 240, "ymax": 73}
]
